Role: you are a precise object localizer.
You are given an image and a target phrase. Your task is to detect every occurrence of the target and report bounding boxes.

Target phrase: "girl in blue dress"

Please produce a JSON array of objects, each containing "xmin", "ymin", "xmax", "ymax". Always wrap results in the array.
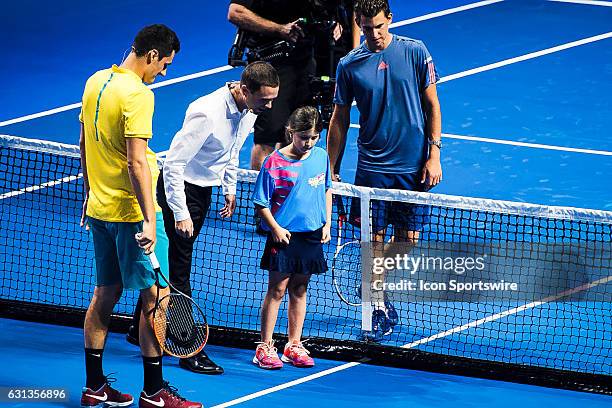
[{"xmin": 251, "ymin": 106, "xmax": 332, "ymax": 369}]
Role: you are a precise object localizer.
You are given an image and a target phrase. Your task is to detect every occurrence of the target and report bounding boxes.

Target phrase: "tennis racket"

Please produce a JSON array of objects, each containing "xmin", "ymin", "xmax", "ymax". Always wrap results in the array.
[
  {"xmin": 331, "ymin": 186, "xmax": 362, "ymax": 307},
  {"xmin": 147, "ymin": 251, "xmax": 209, "ymax": 358}
]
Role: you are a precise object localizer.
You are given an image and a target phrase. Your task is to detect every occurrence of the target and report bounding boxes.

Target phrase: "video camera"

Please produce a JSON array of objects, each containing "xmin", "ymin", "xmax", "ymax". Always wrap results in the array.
[
  {"xmin": 228, "ymin": 18, "xmax": 334, "ymax": 67},
  {"xmin": 228, "ymin": 17, "xmax": 337, "ymax": 127},
  {"xmin": 301, "ymin": 18, "xmax": 337, "ymax": 128},
  {"xmin": 228, "ymin": 31, "xmax": 290, "ymax": 67},
  {"xmin": 309, "ymin": 75, "xmax": 335, "ymax": 128}
]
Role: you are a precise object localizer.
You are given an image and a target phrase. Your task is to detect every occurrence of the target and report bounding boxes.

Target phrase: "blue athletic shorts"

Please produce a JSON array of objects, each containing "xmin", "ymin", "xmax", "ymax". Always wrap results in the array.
[
  {"xmin": 88, "ymin": 212, "xmax": 169, "ymax": 290},
  {"xmin": 349, "ymin": 170, "xmax": 431, "ymax": 233}
]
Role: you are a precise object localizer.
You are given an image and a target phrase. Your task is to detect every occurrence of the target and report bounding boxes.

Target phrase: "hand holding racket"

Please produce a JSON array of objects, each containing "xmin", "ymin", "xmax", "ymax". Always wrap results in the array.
[
  {"xmin": 146, "ymin": 251, "xmax": 209, "ymax": 358},
  {"xmin": 136, "ymin": 221, "xmax": 156, "ymax": 254}
]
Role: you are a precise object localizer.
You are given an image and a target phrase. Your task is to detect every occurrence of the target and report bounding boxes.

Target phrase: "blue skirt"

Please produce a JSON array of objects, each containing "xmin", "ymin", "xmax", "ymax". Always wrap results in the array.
[{"xmin": 260, "ymin": 227, "xmax": 328, "ymax": 275}]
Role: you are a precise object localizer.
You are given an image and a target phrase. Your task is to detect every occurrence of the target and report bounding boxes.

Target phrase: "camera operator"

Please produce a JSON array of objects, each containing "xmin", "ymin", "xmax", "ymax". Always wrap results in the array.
[
  {"xmin": 308, "ymin": 1, "xmax": 360, "ymax": 175},
  {"xmin": 312, "ymin": 0, "xmax": 360, "ymax": 79},
  {"xmin": 228, "ymin": 0, "xmax": 341, "ymax": 170}
]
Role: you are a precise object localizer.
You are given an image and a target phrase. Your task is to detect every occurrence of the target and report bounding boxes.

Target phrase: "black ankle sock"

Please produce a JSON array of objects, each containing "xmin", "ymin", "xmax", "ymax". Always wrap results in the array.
[
  {"xmin": 142, "ymin": 356, "xmax": 164, "ymax": 395},
  {"xmin": 84, "ymin": 348, "xmax": 105, "ymax": 390}
]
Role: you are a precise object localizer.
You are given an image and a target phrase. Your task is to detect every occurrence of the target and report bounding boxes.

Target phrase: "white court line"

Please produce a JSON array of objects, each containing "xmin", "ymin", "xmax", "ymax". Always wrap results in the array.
[
  {"xmin": 0, "ymin": 148, "xmax": 168, "ymax": 202},
  {"xmin": 0, "ymin": 65, "xmax": 234, "ymax": 127},
  {"xmin": 443, "ymin": 133, "xmax": 612, "ymax": 156},
  {"xmin": 438, "ymin": 32, "xmax": 612, "ymax": 83},
  {"xmin": 211, "ymin": 362, "xmax": 361, "ymax": 408},
  {"xmin": 0, "ymin": 0, "xmax": 499, "ymax": 127},
  {"xmin": 345, "ymin": 32, "xmax": 610, "ymax": 106},
  {"xmin": 0, "ymin": 174, "xmax": 82, "ymax": 200},
  {"xmin": 211, "ymin": 274, "xmax": 612, "ymax": 408},
  {"xmin": 0, "ymin": 102, "xmax": 83, "ymax": 128},
  {"xmin": 348, "ymin": 125, "xmax": 612, "ymax": 156},
  {"xmin": 148, "ymin": 65, "xmax": 234, "ymax": 90},
  {"xmin": 400, "ymin": 275, "xmax": 612, "ymax": 349},
  {"xmin": 389, "ymin": 0, "xmax": 504, "ymax": 28},
  {"xmin": 2, "ymin": 6, "xmax": 610, "ymax": 129},
  {"xmin": 549, "ymin": 0, "xmax": 612, "ymax": 6}
]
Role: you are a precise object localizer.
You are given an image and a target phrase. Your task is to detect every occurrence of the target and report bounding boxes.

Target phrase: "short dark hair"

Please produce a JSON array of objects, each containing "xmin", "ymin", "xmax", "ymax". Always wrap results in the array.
[
  {"xmin": 355, "ymin": 0, "xmax": 392, "ymax": 19},
  {"xmin": 240, "ymin": 61, "xmax": 280, "ymax": 93},
  {"xmin": 132, "ymin": 24, "xmax": 180, "ymax": 58},
  {"xmin": 286, "ymin": 106, "xmax": 323, "ymax": 133}
]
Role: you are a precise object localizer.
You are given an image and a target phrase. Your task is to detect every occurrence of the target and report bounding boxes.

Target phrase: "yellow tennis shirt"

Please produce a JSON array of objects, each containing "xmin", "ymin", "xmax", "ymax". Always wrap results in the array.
[{"xmin": 80, "ymin": 65, "xmax": 161, "ymax": 222}]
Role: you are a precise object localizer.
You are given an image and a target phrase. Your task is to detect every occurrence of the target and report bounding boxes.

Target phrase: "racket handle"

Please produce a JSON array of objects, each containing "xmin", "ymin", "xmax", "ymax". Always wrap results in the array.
[{"xmin": 148, "ymin": 252, "xmax": 161, "ymax": 270}]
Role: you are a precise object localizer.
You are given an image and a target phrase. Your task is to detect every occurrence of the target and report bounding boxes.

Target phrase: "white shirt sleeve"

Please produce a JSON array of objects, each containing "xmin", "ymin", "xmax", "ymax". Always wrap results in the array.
[
  {"xmin": 221, "ymin": 142, "xmax": 240, "ymax": 195},
  {"xmin": 221, "ymin": 114, "xmax": 256, "ymax": 195},
  {"xmin": 163, "ymin": 111, "xmax": 212, "ymax": 221}
]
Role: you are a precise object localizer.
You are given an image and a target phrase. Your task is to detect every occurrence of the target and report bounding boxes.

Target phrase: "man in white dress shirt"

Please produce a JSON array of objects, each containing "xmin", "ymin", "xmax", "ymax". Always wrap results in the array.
[{"xmin": 128, "ymin": 61, "xmax": 279, "ymax": 374}]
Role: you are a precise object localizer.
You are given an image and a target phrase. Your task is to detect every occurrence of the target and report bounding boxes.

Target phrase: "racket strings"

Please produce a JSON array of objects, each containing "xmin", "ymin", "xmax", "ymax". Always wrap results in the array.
[
  {"xmin": 333, "ymin": 240, "xmax": 362, "ymax": 305},
  {"xmin": 154, "ymin": 294, "xmax": 208, "ymax": 357},
  {"xmin": 167, "ymin": 298, "xmax": 195, "ymax": 339}
]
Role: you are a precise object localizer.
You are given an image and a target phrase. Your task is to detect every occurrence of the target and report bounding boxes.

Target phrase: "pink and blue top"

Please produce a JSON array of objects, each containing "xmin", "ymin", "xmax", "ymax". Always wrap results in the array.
[{"xmin": 252, "ymin": 146, "xmax": 332, "ymax": 232}]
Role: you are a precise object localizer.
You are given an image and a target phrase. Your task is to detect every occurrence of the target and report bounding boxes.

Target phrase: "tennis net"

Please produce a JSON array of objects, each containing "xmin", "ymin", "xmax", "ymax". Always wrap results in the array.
[{"xmin": 1, "ymin": 134, "xmax": 610, "ymax": 394}]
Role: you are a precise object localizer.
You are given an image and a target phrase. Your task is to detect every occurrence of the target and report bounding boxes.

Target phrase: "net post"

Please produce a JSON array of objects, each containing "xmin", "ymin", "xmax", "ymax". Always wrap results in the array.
[{"xmin": 360, "ymin": 189, "xmax": 372, "ymax": 331}]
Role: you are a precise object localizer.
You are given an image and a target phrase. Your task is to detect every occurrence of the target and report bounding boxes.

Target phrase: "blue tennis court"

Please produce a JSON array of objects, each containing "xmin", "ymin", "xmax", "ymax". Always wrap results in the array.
[{"xmin": 1, "ymin": 0, "xmax": 611, "ymax": 407}]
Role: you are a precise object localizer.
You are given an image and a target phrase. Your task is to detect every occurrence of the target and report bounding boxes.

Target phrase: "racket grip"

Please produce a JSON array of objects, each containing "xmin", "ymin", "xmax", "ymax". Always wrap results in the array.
[{"xmin": 148, "ymin": 252, "xmax": 161, "ymax": 270}]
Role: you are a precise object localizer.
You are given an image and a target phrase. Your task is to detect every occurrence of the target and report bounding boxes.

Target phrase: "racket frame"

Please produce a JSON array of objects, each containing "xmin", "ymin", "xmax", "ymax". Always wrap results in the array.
[
  {"xmin": 148, "ymin": 252, "xmax": 209, "ymax": 358},
  {"xmin": 331, "ymin": 193, "xmax": 363, "ymax": 307}
]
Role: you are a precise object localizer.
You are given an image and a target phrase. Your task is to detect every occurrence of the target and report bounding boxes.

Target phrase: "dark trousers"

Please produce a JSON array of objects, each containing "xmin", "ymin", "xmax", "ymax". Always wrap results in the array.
[
  {"xmin": 132, "ymin": 173, "xmax": 212, "ymax": 325},
  {"xmin": 253, "ymin": 59, "xmax": 315, "ymax": 146},
  {"xmin": 157, "ymin": 173, "xmax": 212, "ymax": 296}
]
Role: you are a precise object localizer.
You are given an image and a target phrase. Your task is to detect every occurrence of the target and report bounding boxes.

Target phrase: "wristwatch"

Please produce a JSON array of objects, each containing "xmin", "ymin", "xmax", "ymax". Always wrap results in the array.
[{"xmin": 428, "ymin": 138, "xmax": 442, "ymax": 149}]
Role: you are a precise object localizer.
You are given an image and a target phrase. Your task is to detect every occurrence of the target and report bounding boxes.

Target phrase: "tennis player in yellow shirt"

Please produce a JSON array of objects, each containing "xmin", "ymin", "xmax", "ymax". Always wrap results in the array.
[{"xmin": 79, "ymin": 24, "xmax": 201, "ymax": 408}]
